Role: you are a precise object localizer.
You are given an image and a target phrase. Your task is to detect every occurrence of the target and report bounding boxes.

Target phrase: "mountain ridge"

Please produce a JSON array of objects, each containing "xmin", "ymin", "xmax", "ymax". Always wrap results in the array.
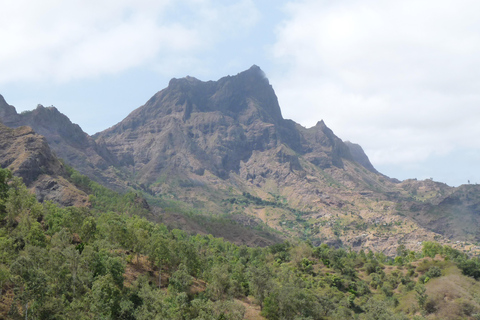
[
  {"xmin": 0, "ymin": 96, "xmax": 124, "ymax": 191},
  {"xmin": 2, "ymin": 67, "xmax": 480, "ymax": 255},
  {"xmin": 95, "ymin": 66, "xmax": 372, "ymax": 184}
]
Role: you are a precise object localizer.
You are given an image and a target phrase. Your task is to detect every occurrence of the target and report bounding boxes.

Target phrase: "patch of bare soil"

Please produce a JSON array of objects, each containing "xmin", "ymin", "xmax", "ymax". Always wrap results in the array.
[{"xmin": 235, "ymin": 296, "xmax": 265, "ymax": 320}]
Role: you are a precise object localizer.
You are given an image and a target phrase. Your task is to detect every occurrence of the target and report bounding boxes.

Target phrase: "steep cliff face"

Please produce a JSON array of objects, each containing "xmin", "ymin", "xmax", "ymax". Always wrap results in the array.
[
  {"xmin": 0, "ymin": 96, "xmax": 120, "ymax": 190},
  {"xmin": 344, "ymin": 141, "xmax": 378, "ymax": 174},
  {"xmin": 0, "ymin": 123, "xmax": 88, "ymax": 206}
]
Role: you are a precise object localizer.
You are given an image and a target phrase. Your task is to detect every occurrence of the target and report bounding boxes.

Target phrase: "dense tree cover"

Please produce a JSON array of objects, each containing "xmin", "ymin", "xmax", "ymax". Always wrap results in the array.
[{"xmin": 1, "ymin": 167, "xmax": 480, "ymax": 319}]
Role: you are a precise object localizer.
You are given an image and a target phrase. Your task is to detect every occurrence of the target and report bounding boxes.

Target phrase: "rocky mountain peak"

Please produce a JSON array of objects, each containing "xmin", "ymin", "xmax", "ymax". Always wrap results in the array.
[
  {"xmin": 95, "ymin": 66, "xmax": 379, "ymax": 188},
  {"xmin": 215, "ymin": 65, "xmax": 282, "ymax": 124},
  {"xmin": 2, "ymin": 102, "xmax": 90, "ymax": 148},
  {"xmin": 95, "ymin": 66, "xmax": 309, "ymax": 182},
  {"xmin": 141, "ymin": 65, "xmax": 278, "ymax": 124},
  {"xmin": 0, "ymin": 95, "xmax": 119, "ymax": 190},
  {"xmin": 0, "ymin": 95, "xmax": 17, "ymax": 120}
]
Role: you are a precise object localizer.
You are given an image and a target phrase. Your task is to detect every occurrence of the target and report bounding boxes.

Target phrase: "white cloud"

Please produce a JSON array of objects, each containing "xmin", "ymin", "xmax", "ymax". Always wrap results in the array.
[
  {"xmin": 0, "ymin": 0, "xmax": 259, "ymax": 83},
  {"xmin": 271, "ymin": 0, "xmax": 480, "ymax": 176}
]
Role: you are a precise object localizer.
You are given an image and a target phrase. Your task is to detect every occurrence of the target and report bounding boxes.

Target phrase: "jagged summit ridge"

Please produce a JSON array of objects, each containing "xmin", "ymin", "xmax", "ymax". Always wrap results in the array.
[
  {"xmin": 116, "ymin": 65, "xmax": 283, "ymax": 132},
  {"xmin": 0, "ymin": 99, "xmax": 120, "ymax": 190},
  {"xmin": 0, "ymin": 67, "xmax": 379, "ymax": 189},
  {"xmin": 95, "ymin": 66, "xmax": 365, "ymax": 185}
]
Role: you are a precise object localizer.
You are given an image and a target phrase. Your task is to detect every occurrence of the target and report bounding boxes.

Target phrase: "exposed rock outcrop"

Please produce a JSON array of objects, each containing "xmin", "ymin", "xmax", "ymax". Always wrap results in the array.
[
  {"xmin": 95, "ymin": 66, "xmax": 371, "ymax": 187},
  {"xmin": 0, "ymin": 123, "xmax": 88, "ymax": 206},
  {"xmin": 0, "ymin": 97, "xmax": 120, "ymax": 190}
]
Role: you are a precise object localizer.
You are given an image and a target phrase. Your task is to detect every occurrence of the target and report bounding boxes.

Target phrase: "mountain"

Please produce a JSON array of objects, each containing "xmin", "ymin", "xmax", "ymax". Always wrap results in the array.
[
  {"xmin": 0, "ymin": 122, "xmax": 88, "ymax": 206},
  {"xmin": 2, "ymin": 67, "xmax": 480, "ymax": 255},
  {"xmin": 95, "ymin": 66, "xmax": 368, "ymax": 183},
  {"xmin": 91, "ymin": 66, "xmax": 443, "ymax": 254},
  {"xmin": 0, "ymin": 95, "xmax": 122, "ymax": 191}
]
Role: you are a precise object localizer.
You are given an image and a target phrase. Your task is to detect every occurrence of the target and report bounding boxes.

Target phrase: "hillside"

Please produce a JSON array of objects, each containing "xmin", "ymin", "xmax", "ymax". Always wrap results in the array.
[
  {"xmin": 1, "ymin": 171, "xmax": 480, "ymax": 319},
  {"xmin": 2, "ymin": 67, "xmax": 480, "ymax": 255},
  {"xmin": 0, "ymin": 122, "xmax": 88, "ymax": 207}
]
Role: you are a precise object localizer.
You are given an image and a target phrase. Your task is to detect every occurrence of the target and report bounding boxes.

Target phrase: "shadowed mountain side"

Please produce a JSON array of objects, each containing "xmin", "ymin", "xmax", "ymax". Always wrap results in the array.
[
  {"xmin": 398, "ymin": 180, "xmax": 480, "ymax": 242},
  {"xmin": 344, "ymin": 141, "xmax": 378, "ymax": 174}
]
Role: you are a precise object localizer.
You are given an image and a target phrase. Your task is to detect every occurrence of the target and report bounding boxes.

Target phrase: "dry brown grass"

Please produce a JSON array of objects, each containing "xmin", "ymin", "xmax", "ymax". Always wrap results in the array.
[
  {"xmin": 423, "ymin": 269, "xmax": 480, "ymax": 319},
  {"xmin": 235, "ymin": 296, "xmax": 265, "ymax": 320},
  {"xmin": 397, "ymin": 264, "xmax": 480, "ymax": 319},
  {"xmin": 123, "ymin": 254, "xmax": 161, "ymax": 288},
  {"xmin": 0, "ymin": 284, "xmax": 15, "ymax": 319},
  {"xmin": 189, "ymin": 278, "xmax": 207, "ymax": 295}
]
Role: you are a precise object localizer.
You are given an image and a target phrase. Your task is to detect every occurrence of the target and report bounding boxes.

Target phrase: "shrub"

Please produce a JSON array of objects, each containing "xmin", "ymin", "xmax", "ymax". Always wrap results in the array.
[
  {"xmin": 424, "ymin": 298, "xmax": 437, "ymax": 314},
  {"xmin": 425, "ymin": 266, "xmax": 442, "ymax": 278}
]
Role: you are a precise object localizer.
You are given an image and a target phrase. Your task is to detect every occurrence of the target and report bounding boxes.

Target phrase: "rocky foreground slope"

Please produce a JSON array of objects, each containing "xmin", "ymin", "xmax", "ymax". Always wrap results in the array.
[
  {"xmin": 0, "ymin": 122, "xmax": 88, "ymax": 206},
  {"xmin": 2, "ymin": 66, "xmax": 480, "ymax": 255}
]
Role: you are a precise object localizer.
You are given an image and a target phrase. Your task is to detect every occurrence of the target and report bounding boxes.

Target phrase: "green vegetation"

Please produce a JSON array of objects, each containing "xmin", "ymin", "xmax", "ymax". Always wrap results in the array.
[
  {"xmin": 1, "ymin": 168, "xmax": 480, "ymax": 319},
  {"xmin": 64, "ymin": 163, "xmax": 150, "ymax": 217},
  {"xmin": 225, "ymin": 192, "xmax": 310, "ymax": 216}
]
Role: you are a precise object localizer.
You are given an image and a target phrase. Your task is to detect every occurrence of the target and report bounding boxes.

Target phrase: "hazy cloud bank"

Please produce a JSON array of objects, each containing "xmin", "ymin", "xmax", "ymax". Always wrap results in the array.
[
  {"xmin": 271, "ymin": 0, "xmax": 480, "ymax": 184},
  {"xmin": 0, "ymin": 0, "xmax": 259, "ymax": 83}
]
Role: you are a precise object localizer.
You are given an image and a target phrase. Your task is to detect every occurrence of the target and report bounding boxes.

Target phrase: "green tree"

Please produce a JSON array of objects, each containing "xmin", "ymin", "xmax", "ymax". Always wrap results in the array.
[
  {"xmin": 126, "ymin": 216, "xmax": 152, "ymax": 263},
  {"xmin": 207, "ymin": 263, "xmax": 232, "ymax": 300},
  {"xmin": 457, "ymin": 257, "xmax": 480, "ymax": 279},
  {"xmin": 133, "ymin": 277, "xmax": 169, "ymax": 319},
  {"xmin": 0, "ymin": 264, "xmax": 10, "ymax": 295},
  {"xmin": 422, "ymin": 241, "xmax": 443, "ymax": 258},
  {"xmin": 0, "ymin": 168, "xmax": 12, "ymax": 219},
  {"xmin": 10, "ymin": 252, "xmax": 49, "ymax": 318},
  {"xmin": 360, "ymin": 298, "xmax": 407, "ymax": 320},
  {"xmin": 415, "ymin": 283, "xmax": 428, "ymax": 311},
  {"xmin": 168, "ymin": 263, "xmax": 192, "ymax": 294},
  {"xmin": 62, "ymin": 246, "xmax": 82, "ymax": 297},
  {"xmin": 148, "ymin": 233, "xmax": 171, "ymax": 288},
  {"xmin": 90, "ymin": 274, "xmax": 122, "ymax": 319},
  {"xmin": 248, "ymin": 265, "xmax": 272, "ymax": 309},
  {"xmin": 5, "ymin": 176, "xmax": 42, "ymax": 227},
  {"xmin": 80, "ymin": 216, "xmax": 97, "ymax": 243}
]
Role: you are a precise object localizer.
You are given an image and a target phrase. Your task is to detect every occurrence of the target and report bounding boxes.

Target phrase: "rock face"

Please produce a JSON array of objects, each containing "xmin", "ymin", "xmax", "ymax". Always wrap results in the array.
[
  {"xmin": 0, "ymin": 95, "xmax": 120, "ymax": 190},
  {"xmin": 96, "ymin": 66, "xmax": 367, "ymax": 185},
  {"xmin": 0, "ymin": 123, "xmax": 88, "ymax": 206}
]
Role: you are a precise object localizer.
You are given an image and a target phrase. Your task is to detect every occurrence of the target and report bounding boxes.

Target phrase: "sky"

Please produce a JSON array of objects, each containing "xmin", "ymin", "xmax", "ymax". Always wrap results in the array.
[{"xmin": 1, "ymin": 0, "xmax": 480, "ymax": 187}]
